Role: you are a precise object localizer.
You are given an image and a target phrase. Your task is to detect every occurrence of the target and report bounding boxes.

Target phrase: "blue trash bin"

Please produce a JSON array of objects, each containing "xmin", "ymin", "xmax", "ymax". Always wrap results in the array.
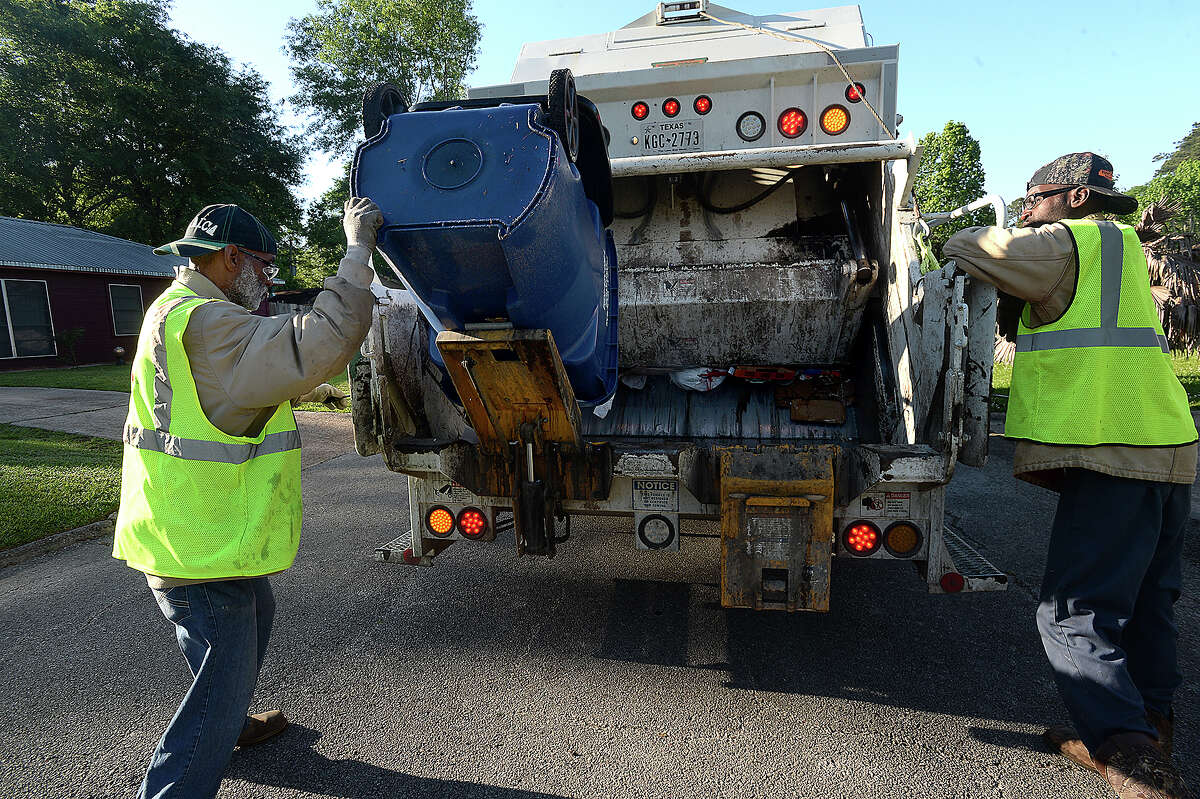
[{"xmin": 351, "ymin": 102, "xmax": 618, "ymax": 406}]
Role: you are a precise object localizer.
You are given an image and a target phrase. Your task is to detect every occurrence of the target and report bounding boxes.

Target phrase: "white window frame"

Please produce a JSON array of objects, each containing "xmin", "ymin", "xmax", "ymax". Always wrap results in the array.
[
  {"xmin": 108, "ymin": 283, "xmax": 144, "ymax": 337},
  {"xmin": 0, "ymin": 278, "xmax": 57, "ymax": 359}
]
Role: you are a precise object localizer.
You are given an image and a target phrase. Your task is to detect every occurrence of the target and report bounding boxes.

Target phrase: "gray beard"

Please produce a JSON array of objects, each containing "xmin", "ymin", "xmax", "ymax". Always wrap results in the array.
[{"xmin": 226, "ymin": 263, "xmax": 267, "ymax": 310}]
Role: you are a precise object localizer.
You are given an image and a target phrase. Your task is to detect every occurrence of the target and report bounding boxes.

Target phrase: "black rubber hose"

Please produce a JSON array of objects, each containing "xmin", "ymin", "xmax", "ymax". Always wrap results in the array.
[
  {"xmin": 614, "ymin": 176, "xmax": 657, "ymax": 219},
  {"xmin": 696, "ymin": 168, "xmax": 801, "ymax": 214}
]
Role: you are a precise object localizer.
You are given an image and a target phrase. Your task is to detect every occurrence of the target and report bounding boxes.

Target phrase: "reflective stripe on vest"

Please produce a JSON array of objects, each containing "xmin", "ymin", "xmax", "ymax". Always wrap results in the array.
[
  {"xmin": 1005, "ymin": 219, "xmax": 1195, "ymax": 447},
  {"xmin": 113, "ymin": 281, "xmax": 302, "ymax": 579}
]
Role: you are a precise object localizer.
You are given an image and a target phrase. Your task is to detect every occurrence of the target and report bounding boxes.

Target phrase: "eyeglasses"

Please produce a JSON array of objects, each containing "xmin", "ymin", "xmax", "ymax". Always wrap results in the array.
[
  {"xmin": 236, "ymin": 247, "xmax": 279, "ymax": 281},
  {"xmin": 1022, "ymin": 186, "xmax": 1075, "ymax": 212}
]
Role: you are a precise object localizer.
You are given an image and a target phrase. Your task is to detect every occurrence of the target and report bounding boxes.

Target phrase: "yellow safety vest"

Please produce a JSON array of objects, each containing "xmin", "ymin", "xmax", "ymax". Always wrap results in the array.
[
  {"xmin": 1006, "ymin": 219, "xmax": 1196, "ymax": 447},
  {"xmin": 113, "ymin": 281, "xmax": 302, "ymax": 578}
]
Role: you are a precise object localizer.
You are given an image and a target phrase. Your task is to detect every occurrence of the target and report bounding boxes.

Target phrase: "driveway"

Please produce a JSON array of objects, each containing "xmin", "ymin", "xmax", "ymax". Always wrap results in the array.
[{"xmin": 0, "ymin": 394, "xmax": 1195, "ymax": 798}]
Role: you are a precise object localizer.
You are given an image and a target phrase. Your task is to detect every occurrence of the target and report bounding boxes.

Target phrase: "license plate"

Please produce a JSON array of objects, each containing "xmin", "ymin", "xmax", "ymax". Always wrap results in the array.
[{"xmin": 641, "ymin": 120, "xmax": 703, "ymax": 154}]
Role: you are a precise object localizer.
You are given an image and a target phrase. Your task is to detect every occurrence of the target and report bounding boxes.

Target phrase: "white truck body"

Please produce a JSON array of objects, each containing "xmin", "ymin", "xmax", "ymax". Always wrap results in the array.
[{"xmin": 352, "ymin": 2, "xmax": 1007, "ymax": 610}]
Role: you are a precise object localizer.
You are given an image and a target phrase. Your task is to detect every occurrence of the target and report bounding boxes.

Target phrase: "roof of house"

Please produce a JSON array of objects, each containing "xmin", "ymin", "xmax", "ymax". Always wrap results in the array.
[{"xmin": 0, "ymin": 216, "xmax": 179, "ymax": 278}]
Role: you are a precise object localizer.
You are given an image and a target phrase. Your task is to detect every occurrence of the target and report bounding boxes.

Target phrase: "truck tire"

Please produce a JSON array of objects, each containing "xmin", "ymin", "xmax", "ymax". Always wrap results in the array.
[
  {"xmin": 362, "ymin": 82, "xmax": 407, "ymax": 139},
  {"xmin": 546, "ymin": 68, "xmax": 580, "ymax": 163}
]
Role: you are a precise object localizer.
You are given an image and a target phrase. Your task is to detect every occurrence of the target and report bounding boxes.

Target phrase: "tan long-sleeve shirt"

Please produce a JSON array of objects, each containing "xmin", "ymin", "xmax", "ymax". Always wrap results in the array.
[
  {"xmin": 144, "ymin": 247, "xmax": 376, "ymax": 588},
  {"xmin": 944, "ymin": 223, "xmax": 1196, "ymax": 491}
]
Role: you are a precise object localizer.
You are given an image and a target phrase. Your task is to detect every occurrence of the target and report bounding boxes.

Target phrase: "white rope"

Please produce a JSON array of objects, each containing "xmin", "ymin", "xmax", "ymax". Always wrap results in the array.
[{"xmin": 699, "ymin": 9, "xmax": 896, "ymax": 140}]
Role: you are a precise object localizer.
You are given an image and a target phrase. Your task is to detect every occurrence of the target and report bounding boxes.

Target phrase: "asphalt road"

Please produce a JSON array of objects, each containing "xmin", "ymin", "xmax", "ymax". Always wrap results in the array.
[{"xmin": 0, "ymin": 428, "xmax": 1196, "ymax": 798}]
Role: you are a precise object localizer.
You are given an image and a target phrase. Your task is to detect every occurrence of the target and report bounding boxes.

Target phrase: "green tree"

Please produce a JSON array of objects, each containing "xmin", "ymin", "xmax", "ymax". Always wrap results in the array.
[
  {"xmin": 286, "ymin": 0, "xmax": 482, "ymax": 155},
  {"xmin": 912, "ymin": 121, "xmax": 988, "ymax": 258},
  {"xmin": 287, "ymin": 163, "xmax": 353, "ymax": 288},
  {"xmin": 0, "ymin": 0, "xmax": 304, "ymax": 245},
  {"xmin": 1153, "ymin": 122, "xmax": 1200, "ymax": 178},
  {"xmin": 1125, "ymin": 160, "xmax": 1200, "ymax": 238}
]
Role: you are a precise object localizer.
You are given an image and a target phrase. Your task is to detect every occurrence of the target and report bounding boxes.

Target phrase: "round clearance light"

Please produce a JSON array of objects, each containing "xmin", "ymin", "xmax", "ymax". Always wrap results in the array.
[
  {"xmin": 777, "ymin": 107, "xmax": 807, "ymax": 139},
  {"xmin": 693, "ymin": 95, "xmax": 712, "ymax": 115},
  {"xmin": 884, "ymin": 522, "xmax": 923, "ymax": 558},
  {"xmin": 820, "ymin": 104, "xmax": 851, "ymax": 135},
  {"xmin": 637, "ymin": 514, "xmax": 676, "ymax": 550},
  {"xmin": 843, "ymin": 520, "xmax": 881, "ymax": 557},
  {"xmin": 736, "ymin": 111, "xmax": 766, "ymax": 142},
  {"xmin": 631, "ymin": 101, "xmax": 650, "ymax": 120},
  {"xmin": 662, "ymin": 97, "xmax": 681, "ymax": 118},
  {"xmin": 426, "ymin": 506, "xmax": 455, "ymax": 537},
  {"xmin": 456, "ymin": 507, "xmax": 489, "ymax": 540},
  {"xmin": 845, "ymin": 82, "xmax": 866, "ymax": 103}
]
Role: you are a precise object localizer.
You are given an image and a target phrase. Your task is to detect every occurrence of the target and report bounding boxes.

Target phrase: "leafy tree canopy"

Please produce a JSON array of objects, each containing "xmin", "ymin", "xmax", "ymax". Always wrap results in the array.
[
  {"xmin": 912, "ymin": 121, "xmax": 988, "ymax": 258},
  {"xmin": 1153, "ymin": 122, "xmax": 1200, "ymax": 178},
  {"xmin": 286, "ymin": 163, "xmax": 352, "ymax": 289},
  {"xmin": 0, "ymin": 0, "xmax": 304, "ymax": 246},
  {"xmin": 286, "ymin": 0, "xmax": 482, "ymax": 154},
  {"xmin": 1126, "ymin": 160, "xmax": 1200, "ymax": 239}
]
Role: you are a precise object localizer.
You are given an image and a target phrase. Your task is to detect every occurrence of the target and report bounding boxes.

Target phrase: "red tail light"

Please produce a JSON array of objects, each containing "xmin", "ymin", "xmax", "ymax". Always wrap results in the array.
[
  {"xmin": 457, "ymin": 507, "xmax": 489, "ymax": 539},
  {"xmin": 843, "ymin": 521, "xmax": 881, "ymax": 556},
  {"xmin": 777, "ymin": 107, "xmax": 807, "ymax": 138},
  {"xmin": 631, "ymin": 101, "xmax": 650, "ymax": 120},
  {"xmin": 693, "ymin": 95, "xmax": 712, "ymax": 115},
  {"xmin": 662, "ymin": 98, "xmax": 681, "ymax": 117},
  {"xmin": 845, "ymin": 82, "xmax": 866, "ymax": 103},
  {"xmin": 940, "ymin": 572, "xmax": 965, "ymax": 593}
]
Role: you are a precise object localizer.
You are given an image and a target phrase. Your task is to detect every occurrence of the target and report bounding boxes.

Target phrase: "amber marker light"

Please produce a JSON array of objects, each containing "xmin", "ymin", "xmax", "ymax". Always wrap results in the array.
[
  {"xmin": 426, "ymin": 506, "xmax": 455, "ymax": 537},
  {"xmin": 820, "ymin": 104, "xmax": 851, "ymax": 135},
  {"xmin": 843, "ymin": 520, "xmax": 881, "ymax": 556},
  {"xmin": 777, "ymin": 107, "xmax": 807, "ymax": 138},
  {"xmin": 884, "ymin": 522, "xmax": 923, "ymax": 558}
]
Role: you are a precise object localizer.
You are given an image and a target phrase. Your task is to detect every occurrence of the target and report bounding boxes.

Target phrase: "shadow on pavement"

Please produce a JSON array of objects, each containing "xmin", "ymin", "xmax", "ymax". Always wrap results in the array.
[
  {"xmin": 966, "ymin": 725, "xmax": 1047, "ymax": 753},
  {"xmin": 226, "ymin": 725, "xmax": 568, "ymax": 798}
]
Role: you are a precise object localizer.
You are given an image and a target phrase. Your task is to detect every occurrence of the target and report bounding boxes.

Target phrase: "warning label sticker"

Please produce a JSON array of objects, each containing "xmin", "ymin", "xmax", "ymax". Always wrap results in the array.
[
  {"xmin": 436, "ymin": 481, "xmax": 476, "ymax": 504},
  {"xmin": 859, "ymin": 491, "xmax": 912, "ymax": 517},
  {"xmin": 632, "ymin": 479, "xmax": 679, "ymax": 512}
]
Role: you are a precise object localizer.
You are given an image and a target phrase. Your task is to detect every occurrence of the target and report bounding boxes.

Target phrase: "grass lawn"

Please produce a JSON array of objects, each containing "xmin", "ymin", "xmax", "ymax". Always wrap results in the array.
[
  {"xmin": 991, "ymin": 354, "xmax": 1200, "ymax": 412},
  {"xmin": 0, "ymin": 424, "xmax": 123, "ymax": 550},
  {"xmin": 0, "ymin": 363, "xmax": 351, "ymax": 414},
  {"xmin": 0, "ymin": 363, "xmax": 131, "ymax": 392}
]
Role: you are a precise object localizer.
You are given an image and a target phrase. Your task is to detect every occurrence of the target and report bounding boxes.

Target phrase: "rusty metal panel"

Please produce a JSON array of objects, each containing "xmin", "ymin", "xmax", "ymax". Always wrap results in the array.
[
  {"xmin": 436, "ymin": 329, "xmax": 584, "ymax": 452},
  {"xmin": 718, "ymin": 447, "xmax": 835, "ymax": 612}
]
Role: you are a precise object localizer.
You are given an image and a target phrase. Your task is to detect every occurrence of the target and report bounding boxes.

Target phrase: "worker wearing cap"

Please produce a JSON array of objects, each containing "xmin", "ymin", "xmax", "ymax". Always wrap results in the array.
[
  {"xmin": 115, "ymin": 198, "xmax": 383, "ymax": 799},
  {"xmin": 945, "ymin": 153, "xmax": 1193, "ymax": 798}
]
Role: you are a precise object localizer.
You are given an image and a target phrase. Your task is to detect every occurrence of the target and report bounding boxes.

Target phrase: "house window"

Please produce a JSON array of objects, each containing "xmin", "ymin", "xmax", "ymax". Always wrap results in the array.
[
  {"xmin": 0, "ymin": 279, "xmax": 56, "ymax": 358},
  {"xmin": 109, "ymin": 284, "xmax": 144, "ymax": 336}
]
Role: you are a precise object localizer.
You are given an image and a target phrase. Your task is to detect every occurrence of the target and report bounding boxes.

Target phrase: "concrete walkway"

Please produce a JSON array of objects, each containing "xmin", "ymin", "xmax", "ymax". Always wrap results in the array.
[{"xmin": 0, "ymin": 386, "xmax": 356, "ymax": 470}]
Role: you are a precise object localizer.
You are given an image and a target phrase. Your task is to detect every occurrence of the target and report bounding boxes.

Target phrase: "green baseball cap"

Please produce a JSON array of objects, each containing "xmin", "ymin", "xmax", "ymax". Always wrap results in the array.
[{"xmin": 154, "ymin": 204, "xmax": 277, "ymax": 258}]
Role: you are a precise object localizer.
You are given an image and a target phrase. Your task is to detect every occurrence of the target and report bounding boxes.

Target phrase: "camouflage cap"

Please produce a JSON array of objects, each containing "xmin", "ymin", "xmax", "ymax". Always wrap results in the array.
[{"xmin": 1027, "ymin": 152, "xmax": 1138, "ymax": 214}]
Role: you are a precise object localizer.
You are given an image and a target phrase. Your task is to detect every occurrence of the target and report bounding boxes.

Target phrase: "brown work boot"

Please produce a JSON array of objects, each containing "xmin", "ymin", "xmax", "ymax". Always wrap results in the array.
[
  {"xmin": 236, "ymin": 710, "xmax": 288, "ymax": 747},
  {"xmin": 1043, "ymin": 724, "xmax": 1100, "ymax": 773},
  {"xmin": 1146, "ymin": 708, "xmax": 1174, "ymax": 759},
  {"xmin": 1094, "ymin": 732, "xmax": 1191, "ymax": 799}
]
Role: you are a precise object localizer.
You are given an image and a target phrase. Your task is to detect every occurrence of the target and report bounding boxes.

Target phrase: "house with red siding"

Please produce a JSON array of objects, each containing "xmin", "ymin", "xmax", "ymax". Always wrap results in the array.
[{"xmin": 0, "ymin": 217, "xmax": 180, "ymax": 371}]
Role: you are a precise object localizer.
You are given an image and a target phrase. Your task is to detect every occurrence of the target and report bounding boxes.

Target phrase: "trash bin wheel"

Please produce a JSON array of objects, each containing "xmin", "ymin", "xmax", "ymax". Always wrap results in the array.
[
  {"xmin": 547, "ymin": 68, "xmax": 580, "ymax": 163},
  {"xmin": 362, "ymin": 82, "xmax": 408, "ymax": 139}
]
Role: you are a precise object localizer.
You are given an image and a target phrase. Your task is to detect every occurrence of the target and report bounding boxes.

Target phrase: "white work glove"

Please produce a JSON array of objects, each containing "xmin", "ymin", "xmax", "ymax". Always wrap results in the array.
[
  {"xmin": 295, "ymin": 383, "xmax": 350, "ymax": 409},
  {"xmin": 344, "ymin": 197, "xmax": 384, "ymax": 250}
]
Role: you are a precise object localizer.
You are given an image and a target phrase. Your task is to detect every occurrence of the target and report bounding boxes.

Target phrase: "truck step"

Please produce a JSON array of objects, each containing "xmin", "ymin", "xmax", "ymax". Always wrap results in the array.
[{"xmin": 942, "ymin": 526, "xmax": 1008, "ymax": 592}]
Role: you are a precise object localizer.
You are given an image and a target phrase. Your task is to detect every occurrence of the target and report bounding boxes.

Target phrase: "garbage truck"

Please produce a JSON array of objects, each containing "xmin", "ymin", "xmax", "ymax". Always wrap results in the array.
[{"xmin": 346, "ymin": 1, "xmax": 1009, "ymax": 612}]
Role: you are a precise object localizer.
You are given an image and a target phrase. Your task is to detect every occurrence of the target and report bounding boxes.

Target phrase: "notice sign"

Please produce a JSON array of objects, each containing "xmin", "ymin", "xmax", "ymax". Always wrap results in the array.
[
  {"xmin": 436, "ymin": 481, "xmax": 475, "ymax": 504},
  {"xmin": 632, "ymin": 479, "xmax": 679, "ymax": 512}
]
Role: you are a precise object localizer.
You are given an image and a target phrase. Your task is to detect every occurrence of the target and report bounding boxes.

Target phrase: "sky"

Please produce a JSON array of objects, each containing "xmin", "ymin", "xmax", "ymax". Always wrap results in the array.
[{"xmin": 168, "ymin": 0, "xmax": 1200, "ymax": 207}]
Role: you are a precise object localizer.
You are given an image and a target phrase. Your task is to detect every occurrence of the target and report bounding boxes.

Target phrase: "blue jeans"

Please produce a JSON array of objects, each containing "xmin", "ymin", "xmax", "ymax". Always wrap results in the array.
[
  {"xmin": 1036, "ymin": 469, "xmax": 1188, "ymax": 751},
  {"xmin": 138, "ymin": 577, "xmax": 275, "ymax": 799}
]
